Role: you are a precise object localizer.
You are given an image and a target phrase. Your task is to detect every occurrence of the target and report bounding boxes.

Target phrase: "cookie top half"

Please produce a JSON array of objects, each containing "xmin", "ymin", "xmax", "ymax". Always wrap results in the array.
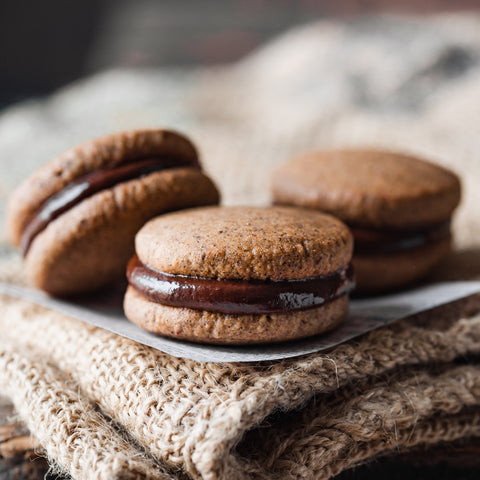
[
  {"xmin": 272, "ymin": 150, "xmax": 461, "ymax": 228},
  {"xmin": 135, "ymin": 206, "xmax": 353, "ymax": 281},
  {"xmin": 7, "ymin": 129, "xmax": 198, "ymax": 247}
]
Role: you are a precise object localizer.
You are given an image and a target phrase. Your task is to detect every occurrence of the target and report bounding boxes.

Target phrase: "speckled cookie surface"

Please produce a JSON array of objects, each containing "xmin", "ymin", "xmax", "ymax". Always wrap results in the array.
[
  {"xmin": 7, "ymin": 128, "xmax": 199, "ymax": 247},
  {"xmin": 124, "ymin": 286, "xmax": 348, "ymax": 344},
  {"xmin": 135, "ymin": 206, "xmax": 353, "ymax": 281},
  {"xmin": 272, "ymin": 150, "xmax": 461, "ymax": 228}
]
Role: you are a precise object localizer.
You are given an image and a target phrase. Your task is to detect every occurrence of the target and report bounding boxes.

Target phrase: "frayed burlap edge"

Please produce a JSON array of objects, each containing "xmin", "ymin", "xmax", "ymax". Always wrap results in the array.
[
  {"xmin": 0, "ymin": 338, "xmax": 175, "ymax": 480},
  {"xmin": 237, "ymin": 363, "xmax": 480, "ymax": 479}
]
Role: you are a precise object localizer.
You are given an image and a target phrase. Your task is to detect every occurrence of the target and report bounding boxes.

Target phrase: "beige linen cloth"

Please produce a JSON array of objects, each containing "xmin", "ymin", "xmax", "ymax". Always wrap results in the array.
[{"xmin": 1, "ymin": 14, "xmax": 480, "ymax": 480}]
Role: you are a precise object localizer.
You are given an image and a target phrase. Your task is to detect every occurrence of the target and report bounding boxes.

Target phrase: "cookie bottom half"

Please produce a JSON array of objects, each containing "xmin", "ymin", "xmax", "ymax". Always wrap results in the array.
[
  {"xmin": 25, "ymin": 168, "xmax": 218, "ymax": 296},
  {"xmin": 124, "ymin": 286, "xmax": 349, "ymax": 345},
  {"xmin": 352, "ymin": 236, "xmax": 451, "ymax": 293}
]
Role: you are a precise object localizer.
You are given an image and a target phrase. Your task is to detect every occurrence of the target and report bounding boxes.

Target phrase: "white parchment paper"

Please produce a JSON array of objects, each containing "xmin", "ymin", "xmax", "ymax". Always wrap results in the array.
[{"xmin": 1, "ymin": 281, "xmax": 479, "ymax": 362}]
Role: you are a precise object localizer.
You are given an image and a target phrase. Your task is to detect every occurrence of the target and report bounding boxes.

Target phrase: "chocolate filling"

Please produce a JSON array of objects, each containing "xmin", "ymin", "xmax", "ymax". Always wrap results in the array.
[
  {"xmin": 351, "ymin": 221, "xmax": 451, "ymax": 254},
  {"xmin": 127, "ymin": 255, "xmax": 355, "ymax": 314},
  {"xmin": 21, "ymin": 156, "xmax": 199, "ymax": 255}
]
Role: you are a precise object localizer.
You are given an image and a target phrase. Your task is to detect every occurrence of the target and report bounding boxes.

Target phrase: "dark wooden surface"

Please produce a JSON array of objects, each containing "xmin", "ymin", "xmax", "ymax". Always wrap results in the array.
[{"xmin": 0, "ymin": 399, "xmax": 52, "ymax": 480}]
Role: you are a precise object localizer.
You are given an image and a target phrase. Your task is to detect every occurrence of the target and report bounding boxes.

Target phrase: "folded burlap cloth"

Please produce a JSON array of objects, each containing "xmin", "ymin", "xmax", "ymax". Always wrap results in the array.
[{"xmin": 1, "ymin": 13, "xmax": 480, "ymax": 480}]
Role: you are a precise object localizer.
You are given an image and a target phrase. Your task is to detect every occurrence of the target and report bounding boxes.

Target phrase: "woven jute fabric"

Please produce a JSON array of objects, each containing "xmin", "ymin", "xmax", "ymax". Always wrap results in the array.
[
  {"xmin": 1, "ymin": 287, "xmax": 480, "ymax": 480},
  {"xmin": 1, "ymin": 13, "xmax": 480, "ymax": 480}
]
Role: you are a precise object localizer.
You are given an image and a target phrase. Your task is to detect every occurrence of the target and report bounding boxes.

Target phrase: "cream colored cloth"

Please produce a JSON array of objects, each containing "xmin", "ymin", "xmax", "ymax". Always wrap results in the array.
[{"xmin": 0, "ymin": 13, "xmax": 480, "ymax": 480}]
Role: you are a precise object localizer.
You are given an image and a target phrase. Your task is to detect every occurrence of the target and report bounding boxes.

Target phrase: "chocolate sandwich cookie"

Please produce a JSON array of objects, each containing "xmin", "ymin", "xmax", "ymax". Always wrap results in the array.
[
  {"xmin": 272, "ymin": 150, "xmax": 461, "ymax": 292},
  {"xmin": 7, "ymin": 129, "xmax": 220, "ymax": 295},
  {"xmin": 124, "ymin": 206, "xmax": 354, "ymax": 345}
]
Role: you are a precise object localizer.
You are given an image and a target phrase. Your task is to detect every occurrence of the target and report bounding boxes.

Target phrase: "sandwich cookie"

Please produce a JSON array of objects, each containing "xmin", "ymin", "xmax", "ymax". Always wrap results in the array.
[
  {"xmin": 7, "ymin": 129, "xmax": 220, "ymax": 296},
  {"xmin": 272, "ymin": 150, "xmax": 461, "ymax": 292},
  {"xmin": 124, "ymin": 206, "xmax": 354, "ymax": 345}
]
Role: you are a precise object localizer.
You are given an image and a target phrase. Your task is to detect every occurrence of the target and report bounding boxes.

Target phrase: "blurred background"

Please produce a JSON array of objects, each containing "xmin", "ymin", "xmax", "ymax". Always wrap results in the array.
[
  {"xmin": 2, "ymin": 0, "xmax": 480, "ymax": 107},
  {"xmin": 1, "ymin": 0, "xmax": 479, "ymax": 246}
]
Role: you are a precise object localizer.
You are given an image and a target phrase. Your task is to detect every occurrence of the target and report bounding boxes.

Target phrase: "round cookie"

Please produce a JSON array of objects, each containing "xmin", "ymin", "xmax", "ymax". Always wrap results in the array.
[
  {"xmin": 272, "ymin": 149, "xmax": 461, "ymax": 293},
  {"xmin": 7, "ymin": 129, "xmax": 220, "ymax": 296},
  {"xmin": 124, "ymin": 206, "xmax": 355, "ymax": 345}
]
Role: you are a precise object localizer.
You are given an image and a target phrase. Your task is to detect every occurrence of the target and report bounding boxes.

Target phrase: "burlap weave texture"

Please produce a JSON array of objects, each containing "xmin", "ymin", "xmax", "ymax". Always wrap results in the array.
[
  {"xmin": 1, "ymin": 288, "xmax": 480, "ymax": 479},
  {"xmin": 0, "ymin": 13, "xmax": 480, "ymax": 480}
]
